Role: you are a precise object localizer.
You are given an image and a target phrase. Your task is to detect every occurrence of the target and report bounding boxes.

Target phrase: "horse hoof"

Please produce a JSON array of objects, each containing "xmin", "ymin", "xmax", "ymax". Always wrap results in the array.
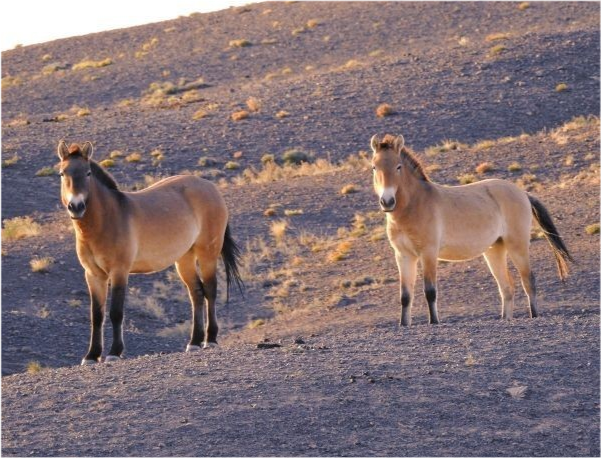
[
  {"xmin": 105, "ymin": 355, "xmax": 121, "ymax": 362},
  {"xmin": 81, "ymin": 359, "xmax": 97, "ymax": 366},
  {"xmin": 186, "ymin": 344, "xmax": 202, "ymax": 352},
  {"xmin": 203, "ymin": 342, "xmax": 218, "ymax": 349}
]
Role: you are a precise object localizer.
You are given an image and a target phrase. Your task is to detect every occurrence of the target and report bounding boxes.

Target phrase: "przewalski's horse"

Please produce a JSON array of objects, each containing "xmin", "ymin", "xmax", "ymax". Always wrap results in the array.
[
  {"xmin": 57, "ymin": 141, "xmax": 243, "ymax": 365},
  {"xmin": 370, "ymin": 134, "xmax": 573, "ymax": 326}
]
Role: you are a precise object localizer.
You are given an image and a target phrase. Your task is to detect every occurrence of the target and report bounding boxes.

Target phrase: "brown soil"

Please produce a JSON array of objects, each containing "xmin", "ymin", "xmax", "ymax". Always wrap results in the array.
[{"xmin": 1, "ymin": 2, "xmax": 599, "ymax": 456}]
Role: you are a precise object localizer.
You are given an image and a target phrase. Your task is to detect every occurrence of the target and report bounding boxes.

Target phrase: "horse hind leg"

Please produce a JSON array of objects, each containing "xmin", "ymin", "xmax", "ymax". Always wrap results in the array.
[
  {"xmin": 507, "ymin": 243, "xmax": 538, "ymax": 318},
  {"xmin": 175, "ymin": 250, "xmax": 205, "ymax": 351},
  {"xmin": 483, "ymin": 243, "xmax": 515, "ymax": 320},
  {"xmin": 195, "ymin": 246, "xmax": 220, "ymax": 347}
]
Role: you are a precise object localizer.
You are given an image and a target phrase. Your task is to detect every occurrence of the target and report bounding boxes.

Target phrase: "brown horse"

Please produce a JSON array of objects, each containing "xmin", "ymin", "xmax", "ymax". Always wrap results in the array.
[
  {"xmin": 370, "ymin": 134, "xmax": 573, "ymax": 326},
  {"xmin": 57, "ymin": 141, "xmax": 243, "ymax": 365}
]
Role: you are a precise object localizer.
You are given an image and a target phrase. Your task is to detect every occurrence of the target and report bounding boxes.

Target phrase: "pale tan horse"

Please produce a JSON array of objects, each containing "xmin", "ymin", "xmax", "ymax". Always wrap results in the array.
[
  {"xmin": 57, "ymin": 141, "xmax": 243, "ymax": 365},
  {"xmin": 371, "ymin": 134, "xmax": 573, "ymax": 325}
]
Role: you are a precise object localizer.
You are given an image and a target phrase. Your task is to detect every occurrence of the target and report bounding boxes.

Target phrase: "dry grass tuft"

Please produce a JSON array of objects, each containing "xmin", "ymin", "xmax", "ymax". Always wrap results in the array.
[
  {"xmin": 2, "ymin": 154, "xmax": 21, "ymax": 168},
  {"xmin": 585, "ymin": 223, "xmax": 600, "ymax": 235},
  {"xmin": 224, "ymin": 161, "xmax": 241, "ymax": 170},
  {"xmin": 518, "ymin": 2, "xmax": 530, "ymax": 10},
  {"xmin": 555, "ymin": 83, "xmax": 568, "ymax": 93},
  {"xmin": 248, "ymin": 318, "xmax": 266, "ymax": 329},
  {"xmin": 327, "ymin": 240, "xmax": 353, "ymax": 263},
  {"xmin": 231, "ymin": 110, "xmax": 249, "ymax": 121},
  {"xmin": 306, "ymin": 19, "xmax": 319, "ymax": 28},
  {"xmin": 376, "ymin": 103, "xmax": 394, "ymax": 118},
  {"xmin": 2, "ymin": 216, "xmax": 41, "ymax": 241},
  {"xmin": 473, "ymin": 139, "xmax": 496, "ymax": 151},
  {"xmin": 341, "ymin": 184, "xmax": 359, "ymax": 195},
  {"xmin": 125, "ymin": 152, "xmax": 142, "ymax": 163},
  {"xmin": 489, "ymin": 44, "xmax": 506, "ymax": 56},
  {"xmin": 229, "ymin": 39, "xmax": 252, "ymax": 48},
  {"xmin": 508, "ymin": 162, "xmax": 522, "ymax": 172},
  {"xmin": 282, "ymin": 149, "xmax": 310, "ymax": 165},
  {"xmin": 72, "ymin": 58, "xmax": 113, "ymax": 70},
  {"xmin": 425, "ymin": 139, "xmax": 467, "ymax": 156},
  {"xmin": 270, "ymin": 220, "xmax": 288, "ymax": 244},
  {"xmin": 485, "ymin": 33, "xmax": 510, "ymax": 42},
  {"xmin": 27, "ymin": 361, "xmax": 43, "ymax": 374},
  {"xmin": 284, "ymin": 209, "xmax": 304, "ymax": 216},
  {"xmin": 35, "ymin": 167, "xmax": 57, "ymax": 177},
  {"xmin": 275, "ymin": 110, "xmax": 290, "ymax": 119},
  {"xmin": 246, "ymin": 97, "xmax": 261, "ymax": 112},
  {"xmin": 475, "ymin": 162, "xmax": 495, "ymax": 174},
  {"xmin": 30, "ymin": 257, "xmax": 54, "ymax": 273},
  {"xmin": 458, "ymin": 173, "xmax": 477, "ymax": 185}
]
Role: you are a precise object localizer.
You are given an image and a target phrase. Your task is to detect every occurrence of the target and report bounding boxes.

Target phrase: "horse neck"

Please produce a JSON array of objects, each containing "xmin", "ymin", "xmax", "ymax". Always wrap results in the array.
[
  {"xmin": 393, "ymin": 171, "xmax": 430, "ymax": 218},
  {"xmin": 72, "ymin": 179, "xmax": 112, "ymax": 241}
]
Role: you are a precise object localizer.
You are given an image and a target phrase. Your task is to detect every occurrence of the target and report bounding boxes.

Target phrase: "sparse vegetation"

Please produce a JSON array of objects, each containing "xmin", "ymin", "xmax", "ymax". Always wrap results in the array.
[
  {"xmin": 282, "ymin": 149, "xmax": 310, "ymax": 165},
  {"xmin": 585, "ymin": 223, "xmax": 600, "ymax": 235},
  {"xmin": 27, "ymin": 361, "xmax": 43, "ymax": 374},
  {"xmin": 35, "ymin": 167, "xmax": 57, "ymax": 177},
  {"xmin": 376, "ymin": 103, "xmax": 394, "ymax": 118},
  {"xmin": 518, "ymin": 2, "xmax": 530, "ymax": 10},
  {"xmin": 341, "ymin": 184, "xmax": 359, "ymax": 195},
  {"xmin": 425, "ymin": 139, "xmax": 467, "ymax": 156},
  {"xmin": 72, "ymin": 58, "xmax": 113, "ymax": 70},
  {"xmin": 198, "ymin": 156, "xmax": 217, "ymax": 167},
  {"xmin": 125, "ymin": 152, "xmax": 142, "ymax": 163},
  {"xmin": 284, "ymin": 209, "xmax": 304, "ymax": 216},
  {"xmin": 229, "ymin": 39, "xmax": 252, "ymax": 48},
  {"xmin": 2, "ymin": 216, "xmax": 41, "ymax": 241},
  {"xmin": 458, "ymin": 173, "xmax": 477, "ymax": 185},
  {"xmin": 555, "ymin": 83, "xmax": 568, "ymax": 93},
  {"xmin": 248, "ymin": 318, "xmax": 266, "ymax": 329},
  {"xmin": 475, "ymin": 162, "xmax": 495, "ymax": 174},
  {"xmin": 231, "ymin": 110, "xmax": 249, "ymax": 121},
  {"xmin": 508, "ymin": 162, "xmax": 522, "ymax": 172},
  {"xmin": 473, "ymin": 140, "xmax": 496, "ymax": 151},
  {"xmin": 275, "ymin": 110, "xmax": 290, "ymax": 119},
  {"xmin": 100, "ymin": 159, "xmax": 116, "ymax": 168},
  {"xmin": 2, "ymin": 154, "xmax": 20, "ymax": 167},
  {"xmin": 489, "ymin": 44, "xmax": 506, "ymax": 56},
  {"xmin": 225, "ymin": 161, "xmax": 241, "ymax": 170},
  {"xmin": 270, "ymin": 220, "xmax": 288, "ymax": 245},
  {"xmin": 485, "ymin": 33, "xmax": 510, "ymax": 42},
  {"xmin": 30, "ymin": 257, "xmax": 54, "ymax": 273},
  {"xmin": 246, "ymin": 97, "xmax": 261, "ymax": 112}
]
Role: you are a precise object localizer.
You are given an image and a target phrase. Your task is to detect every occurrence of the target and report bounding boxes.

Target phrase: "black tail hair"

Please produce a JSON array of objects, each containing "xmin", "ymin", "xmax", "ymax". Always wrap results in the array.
[
  {"xmin": 528, "ymin": 194, "xmax": 574, "ymax": 281},
  {"xmin": 222, "ymin": 224, "xmax": 244, "ymax": 301}
]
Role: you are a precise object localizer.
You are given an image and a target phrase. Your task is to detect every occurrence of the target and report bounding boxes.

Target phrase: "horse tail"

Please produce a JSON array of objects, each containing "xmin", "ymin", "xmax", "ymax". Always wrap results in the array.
[
  {"xmin": 221, "ymin": 224, "xmax": 244, "ymax": 301},
  {"xmin": 528, "ymin": 194, "xmax": 574, "ymax": 281}
]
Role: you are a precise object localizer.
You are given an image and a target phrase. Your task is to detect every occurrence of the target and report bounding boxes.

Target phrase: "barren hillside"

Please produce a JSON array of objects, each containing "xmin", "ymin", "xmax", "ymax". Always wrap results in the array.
[{"xmin": 2, "ymin": 2, "xmax": 599, "ymax": 456}]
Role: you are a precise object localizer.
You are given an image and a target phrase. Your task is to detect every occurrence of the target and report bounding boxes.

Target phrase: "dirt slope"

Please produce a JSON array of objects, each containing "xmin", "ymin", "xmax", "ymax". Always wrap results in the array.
[{"xmin": 1, "ymin": 2, "xmax": 599, "ymax": 457}]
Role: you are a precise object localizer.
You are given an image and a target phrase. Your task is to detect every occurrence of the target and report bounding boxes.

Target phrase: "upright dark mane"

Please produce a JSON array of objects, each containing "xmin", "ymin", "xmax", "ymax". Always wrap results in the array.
[
  {"xmin": 90, "ymin": 161, "xmax": 120, "ymax": 191},
  {"xmin": 378, "ymin": 134, "xmax": 430, "ymax": 182},
  {"xmin": 400, "ymin": 147, "xmax": 430, "ymax": 182}
]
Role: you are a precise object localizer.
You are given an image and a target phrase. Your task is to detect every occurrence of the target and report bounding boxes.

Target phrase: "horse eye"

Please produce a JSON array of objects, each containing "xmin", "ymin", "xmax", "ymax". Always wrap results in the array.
[
  {"xmin": 59, "ymin": 172, "xmax": 64, "ymax": 177},
  {"xmin": 86, "ymin": 171, "xmax": 91, "ymax": 177},
  {"xmin": 372, "ymin": 165, "xmax": 376, "ymax": 171},
  {"xmin": 396, "ymin": 164, "xmax": 402, "ymax": 171}
]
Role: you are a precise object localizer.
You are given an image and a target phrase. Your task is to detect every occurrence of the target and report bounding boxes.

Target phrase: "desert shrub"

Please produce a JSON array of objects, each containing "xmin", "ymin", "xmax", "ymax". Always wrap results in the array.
[
  {"xmin": 125, "ymin": 152, "xmax": 142, "ymax": 163},
  {"xmin": 231, "ymin": 110, "xmax": 249, "ymax": 121},
  {"xmin": 585, "ymin": 223, "xmax": 600, "ymax": 235},
  {"xmin": 72, "ymin": 58, "xmax": 113, "ymax": 70},
  {"xmin": 376, "ymin": 103, "xmax": 394, "ymax": 117},
  {"xmin": 2, "ymin": 216, "xmax": 41, "ymax": 241},
  {"xmin": 229, "ymin": 39, "xmax": 251, "ymax": 48},
  {"xmin": 475, "ymin": 162, "xmax": 495, "ymax": 174},
  {"xmin": 30, "ymin": 257, "xmax": 54, "ymax": 273},
  {"xmin": 35, "ymin": 167, "xmax": 56, "ymax": 177},
  {"xmin": 555, "ymin": 83, "xmax": 568, "ymax": 93},
  {"xmin": 282, "ymin": 149, "xmax": 310, "ymax": 165},
  {"xmin": 458, "ymin": 173, "xmax": 477, "ymax": 185},
  {"xmin": 341, "ymin": 184, "xmax": 359, "ymax": 195}
]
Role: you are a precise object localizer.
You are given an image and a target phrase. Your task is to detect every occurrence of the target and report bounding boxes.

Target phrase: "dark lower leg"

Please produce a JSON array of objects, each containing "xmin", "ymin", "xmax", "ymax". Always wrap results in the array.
[
  {"xmin": 400, "ymin": 287, "xmax": 412, "ymax": 326},
  {"xmin": 189, "ymin": 277, "xmax": 205, "ymax": 347},
  {"xmin": 84, "ymin": 297, "xmax": 105, "ymax": 361},
  {"xmin": 203, "ymin": 277, "xmax": 218, "ymax": 343},
  {"xmin": 424, "ymin": 280, "xmax": 439, "ymax": 324},
  {"xmin": 108, "ymin": 283, "xmax": 126, "ymax": 357}
]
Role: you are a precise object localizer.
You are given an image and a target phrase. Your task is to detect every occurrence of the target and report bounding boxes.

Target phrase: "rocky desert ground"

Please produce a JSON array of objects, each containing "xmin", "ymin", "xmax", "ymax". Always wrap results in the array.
[{"xmin": 1, "ymin": 2, "xmax": 599, "ymax": 456}]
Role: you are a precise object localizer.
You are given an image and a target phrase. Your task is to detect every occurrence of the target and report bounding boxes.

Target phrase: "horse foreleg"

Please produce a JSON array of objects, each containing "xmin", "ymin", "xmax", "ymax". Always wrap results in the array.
[
  {"xmin": 106, "ymin": 272, "xmax": 128, "ymax": 360},
  {"xmin": 82, "ymin": 272, "xmax": 108, "ymax": 365},
  {"xmin": 421, "ymin": 254, "xmax": 439, "ymax": 324},
  {"xmin": 396, "ymin": 252, "xmax": 418, "ymax": 326}
]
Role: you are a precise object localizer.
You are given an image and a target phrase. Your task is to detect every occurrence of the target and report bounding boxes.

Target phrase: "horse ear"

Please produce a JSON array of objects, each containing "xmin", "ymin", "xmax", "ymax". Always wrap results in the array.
[
  {"xmin": 81, "ymin": 142, "xmax": 94, "ymax": 160},
  {"xmin": 393, "ymin": 135, "xmax": 405, "ymax": 153},
  {"xmin": 370, "ymin": 134, "xmax": 380, "ymax": 153},
  {"xmin": 57, "ymin": 140, "xmax": 70, "ymax": 161}
]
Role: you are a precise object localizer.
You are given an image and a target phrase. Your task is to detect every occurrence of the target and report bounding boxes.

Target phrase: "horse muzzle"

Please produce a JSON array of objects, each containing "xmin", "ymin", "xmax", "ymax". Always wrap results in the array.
[
  {"xmin": 67, "ymin": 201, "xmax": 87, "ymax": 219},
  {"xmin": 379, "ymin": 196, "xmax": 396, "ymax": 212}
]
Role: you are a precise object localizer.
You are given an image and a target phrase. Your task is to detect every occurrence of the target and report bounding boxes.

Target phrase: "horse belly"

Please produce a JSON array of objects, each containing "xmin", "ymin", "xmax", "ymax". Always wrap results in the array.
[
  {"xmin": 131, "ymin": 227, "xmax": 199, "ymax": 274},
  {"xmin": 438, "ymin": 226, "xmax": 501, "ymax": 261}
]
